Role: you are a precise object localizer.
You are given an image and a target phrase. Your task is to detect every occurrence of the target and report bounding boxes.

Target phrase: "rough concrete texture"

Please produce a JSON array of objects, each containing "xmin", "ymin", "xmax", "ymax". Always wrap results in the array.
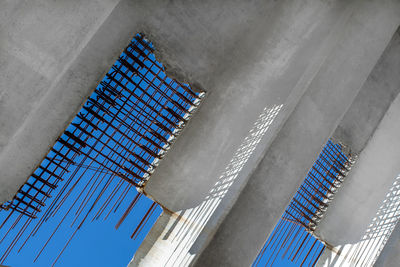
[
  {"xmin": 131, "ymin": 0, "xmax": 400, "ymax": 266},
  {"xmin": 374, "ymin": 216, "xmax": 400, "ymax": 267},
  {"xmin": 194, "ymin": 2, "xmax": 400, "ymax": 266},
  {"xmin": 332, "ymin": 29, "xmax": 400, "ymax": 155},
  {"xmin": 1, "ymin": 1, "xmax": 400, "ymax": 267},
  {"xmin": 316, "ymin": 93, "xmax": 400, "ymax": 266},
  {"xmin": 0, "ymin": 0, "xmax": 121, "ymax": 203}
]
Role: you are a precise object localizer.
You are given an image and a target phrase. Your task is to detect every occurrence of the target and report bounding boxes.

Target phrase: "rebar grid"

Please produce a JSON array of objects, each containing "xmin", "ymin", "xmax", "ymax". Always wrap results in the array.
[
  {"xmin": 253, "ymin": 140, "xmax": 352, "ymax": 267},
  {"xmin": 0, "ymin": 33, "xmax": 203, "ymax": 265}
]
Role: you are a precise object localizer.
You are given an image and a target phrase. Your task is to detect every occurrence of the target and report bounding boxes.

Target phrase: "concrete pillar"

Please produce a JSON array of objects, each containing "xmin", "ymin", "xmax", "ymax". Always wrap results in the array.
[
  {"xmin": 317, "ymin": 94, "xmax": 400, "ymax": 266},
  {"xmin": 131, "ymin": 1, "xmax": 400, "ymax": 266},
  {"xmin": 195, "ymin": 2, "xmax": 400, "ymax": 266},
  {"xmin": 332, "ymin": 29, "xmax": 400, "ymax": 155},
  {"xmin": 316, "ymin": 29, "xmax": 400, "ymax": 267},
  {"xmin": 1, "ymin": 1, "xmax": 400, "ymax": 266}
]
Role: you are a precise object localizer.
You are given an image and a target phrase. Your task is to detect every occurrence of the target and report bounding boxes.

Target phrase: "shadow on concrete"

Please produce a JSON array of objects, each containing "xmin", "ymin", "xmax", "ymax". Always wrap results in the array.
[
  {"xmin": 158, "ymin": 104, "xmax": 283, "ymax": 266},
  {"xmin": 319, "ymin": 174, "xmax": 400, "ymax": 267}
]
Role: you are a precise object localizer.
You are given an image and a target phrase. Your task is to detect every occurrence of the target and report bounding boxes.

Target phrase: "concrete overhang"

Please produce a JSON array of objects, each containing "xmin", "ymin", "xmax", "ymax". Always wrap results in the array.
[{"xmin": 1, "ymin": 1, "xmax": 400, "ymax": 267}]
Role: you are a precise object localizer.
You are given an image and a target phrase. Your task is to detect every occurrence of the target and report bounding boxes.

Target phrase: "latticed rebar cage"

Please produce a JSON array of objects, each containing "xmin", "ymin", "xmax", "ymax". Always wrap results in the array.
[
  {"xmin": 0, "ymin": 33, "xmax": 203, "ymax": 265},
  {"xmin": 253, "ymin": 140, "xmax": 352, "ymax": 267}
]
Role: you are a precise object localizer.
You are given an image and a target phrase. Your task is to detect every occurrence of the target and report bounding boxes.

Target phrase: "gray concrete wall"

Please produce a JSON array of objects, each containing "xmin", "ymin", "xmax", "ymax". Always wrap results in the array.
[
  {"xmin": 316, "ymin": 91, "xmax": 400, "ymax": 266},
  {"xmin": 1, "ymin": 0, "xmax": 303, "ymax": 202},
  {"xmin": 0, "ymin": 0, "xmax": 361, "ymax": 204},
  {"xmin": 332, "ymin": 29, "xmax": 400, "ymax": 155},
  {"xmin": 0, "ymin": 0, "xmax": 121, "ymax": 202},
  {"xmin": 1, "ymin": 1, "xmax": 400, "ymax": 267},
  {"xmin": 130, "ymin": 0, "xmax": 400, "ymax": 266},
  {"xmin": 131, "ymin": 0, "xmax": 357, "ymax": 265},
  {"xmin": 316, "ymin": 29, "xmax": 400, "ymax": 267},
  {"xmin": 316, "ymin": 26, "xmax": 400, "ymax": 245}
]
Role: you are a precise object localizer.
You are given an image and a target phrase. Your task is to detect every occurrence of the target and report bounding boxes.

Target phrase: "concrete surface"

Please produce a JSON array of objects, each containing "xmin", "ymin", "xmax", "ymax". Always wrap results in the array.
[
  {"xmin": 314, "ymin": 25, "xmax": 400, "ymax": 267},
  {"xmin": 316, "ymin": 93, "xmax": 400, "ymax": 266},
  {"xmin": 0, "ymin": 0, "xmax": 121, "ymax": 203},
  {"xmin": 374, "ymin": 216, "xmax": 400, "ymax": 267},
  {"xmin": 1, "ymin": 1, "xmax": 400, "ymax": 267},
  {"xmin": 194, "ymin": 2, "xmax": 400, "ymax": 266},
  {"xmin": 332, "ymin": 29, "xmax": 400, "ymax": 155},
  {"xmin": 130, "ymin": 0, "xmax": 400, "ymax": 266}
]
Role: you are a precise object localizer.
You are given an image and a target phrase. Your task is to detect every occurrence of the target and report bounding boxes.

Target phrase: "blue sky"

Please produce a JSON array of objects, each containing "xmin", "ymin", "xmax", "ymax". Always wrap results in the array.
[{"xmin": 2, "ymin": 189, "xmax": 161, "ymax": 267}]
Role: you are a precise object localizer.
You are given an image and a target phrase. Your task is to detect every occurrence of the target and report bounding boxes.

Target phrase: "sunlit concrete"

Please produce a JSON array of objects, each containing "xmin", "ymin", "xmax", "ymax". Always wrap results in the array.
[
  {"xmin": 332, "ymin": 29, "xmax": 400, "ymax": 155},
  {"xmin": 316, "ymin": 89, "xmax": 400, "ymax": 265},
  {"xmin": 374, "ymin": 216, "xmax": 400, "ymax": 266},
  {"xmin": 1, "ymin": 1, "xmax": 400, "ymax": 267},
  {"xmin": 0, "ymin": 0, "xmax": 121, "ymax": 202},
  {"xmin": 131, "ymin": 0, "xmax": 400, "ymax": 266}
]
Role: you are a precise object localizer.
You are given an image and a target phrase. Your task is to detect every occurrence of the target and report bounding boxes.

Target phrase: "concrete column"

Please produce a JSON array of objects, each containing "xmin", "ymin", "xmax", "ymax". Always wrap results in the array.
[
  {"xmin": 131, "ymin": 1, "xmax": 400, "ymax": 266},
  {"xmin": 131, "ymin": 0, "xmax": 355, "ymax": 266},
  {"xmin": 195, "ymin": 2, "xmax": 400, "ymax": 266},
  {"xmin": 316, "ymin": 30, "xmax": 400, "ymax": 267},
  {"xmin": 1, "ymin": 1, "xmax": 399, "ymax": 266},
  {"xmin": 332, "ymin": 29, "xmax": 400, "ymax": 155},
  {"xmin": 316, "ymin": 94, "xmax": 400, "ymax": 267}
]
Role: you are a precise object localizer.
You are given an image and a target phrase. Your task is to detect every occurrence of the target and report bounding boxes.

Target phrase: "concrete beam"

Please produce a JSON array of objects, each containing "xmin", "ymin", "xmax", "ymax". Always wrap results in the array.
[
  {"xmin": 0, "ymin": 0, "xmax": 122, "ymax": 202},
  {"xmin": 332, "ymin": 29, "xmax": 400, "ymax": 155},
  {"xmin": 316, "ymin": 30, "xmax": 400, "ymax": 267},
  {"xmin": 1, "ymin": 0, "xmax": 292, "ymax": 202},
  {"xmin": 317, "ymin": 94, "xmax": 400, "ymax": 267},
  {"xmin": 195, "ymin": 1, "xmax": 400, "ymax": 266},
  {"xmin": 131, "ymin": 0, "xmax": 400, "ymax": 266},
  {"xmin": 1, "ymin": 1, "xmax": 399, "ymax": 266},
  {"xmin": 131, "ymin": 0, "xmax": 355, "ymax": 266}
]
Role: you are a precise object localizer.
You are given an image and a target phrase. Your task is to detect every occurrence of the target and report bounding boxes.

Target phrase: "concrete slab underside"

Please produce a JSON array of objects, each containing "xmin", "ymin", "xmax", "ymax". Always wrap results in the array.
[
  {"xmin": 0, "ymin": 1, "xmax": 400, "ymax": 267},
  {"xmin": 331, "ymin": 29, "xmax": 400, "ymax": 156}
]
